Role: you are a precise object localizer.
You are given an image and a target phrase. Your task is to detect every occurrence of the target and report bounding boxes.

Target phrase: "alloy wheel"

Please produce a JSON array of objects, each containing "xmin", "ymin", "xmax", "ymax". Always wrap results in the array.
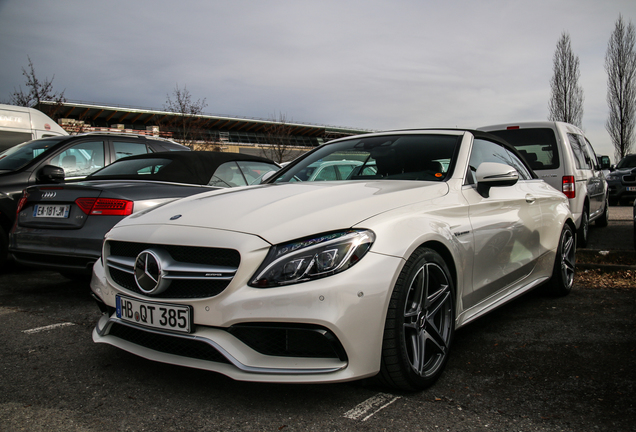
[
  {"xmin": 402, "ymin": 262, "xmax": 453, "ymax": 378},
  {"xmin": 560, "ymin": 227, "xmax": 576, "ymax": 290}
]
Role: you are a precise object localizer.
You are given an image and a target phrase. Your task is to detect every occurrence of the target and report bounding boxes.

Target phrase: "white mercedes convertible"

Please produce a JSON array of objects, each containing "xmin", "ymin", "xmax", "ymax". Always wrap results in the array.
[{"xmin": 91, "ymin": 129, "xmax": 575, "ymax": 391}]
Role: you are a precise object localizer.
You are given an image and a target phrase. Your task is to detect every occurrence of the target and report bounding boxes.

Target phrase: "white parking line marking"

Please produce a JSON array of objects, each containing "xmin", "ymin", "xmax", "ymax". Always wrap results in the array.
[
  {"xmin": 22, "ymin": 322, "xmax": 76, "ymax": 334},
  {"xmin": 344, "ymin": 393, "xmax": 401, "ymax": 421},
  {"xmin": 0, "ymin": 306, "xmax": 17, "ymax": 316}
]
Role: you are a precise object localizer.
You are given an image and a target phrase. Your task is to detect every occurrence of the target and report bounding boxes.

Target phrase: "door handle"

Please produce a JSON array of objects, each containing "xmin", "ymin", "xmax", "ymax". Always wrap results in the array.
[{"xmin": 525, "ymin": 194, "xmax": 536, "ymax": 203}]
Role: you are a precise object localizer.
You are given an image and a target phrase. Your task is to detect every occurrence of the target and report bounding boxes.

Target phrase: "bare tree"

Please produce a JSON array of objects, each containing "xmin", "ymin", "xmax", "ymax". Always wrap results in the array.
[
  {"xmin": 11, "ymin": 56, "xmax": 66, "ymax": 109},
  {"xmin": 260, "ymin": 113, "xmax": 296, "ymax": 163},
  {"xmin": 548, "ymin": 32, "xmax": 584, "ymax": 128},
  {"xmin": 162, "ymin": 84, "xmax": 208, "ymax": 148},
  {"xmin": 605, "ymin": 15, "xmax": 636, "ymax": 161}
]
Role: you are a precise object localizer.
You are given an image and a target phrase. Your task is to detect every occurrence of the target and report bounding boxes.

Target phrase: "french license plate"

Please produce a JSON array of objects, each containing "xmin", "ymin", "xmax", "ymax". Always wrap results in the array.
[
  {"xmin": 33, "ymin": 204, "xmax": 70, "ymax": 218},
  {"xmin": 116, "ymin": 295, "xmax": 192, "ymax": 333},
  {"xmin": 627, "ymin": 187, "xmax": 636, "ymax": 192}
]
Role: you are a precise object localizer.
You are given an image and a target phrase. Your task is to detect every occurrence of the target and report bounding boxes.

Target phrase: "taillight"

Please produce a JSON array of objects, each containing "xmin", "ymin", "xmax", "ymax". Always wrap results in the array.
[
  {"xmin": 562, "ymin": 176, "xmax": 575, "ymax": 199},
  {"xmin": 506, "ymin": 126, "xmax": 520, "ymax": 130},
  {"xmin": 75, "ymin": 197, "xmax": 133, "ymax": 216},
  {"xmin": 16, "ymin": 189, "xmax": 29, "ymax": 214}
]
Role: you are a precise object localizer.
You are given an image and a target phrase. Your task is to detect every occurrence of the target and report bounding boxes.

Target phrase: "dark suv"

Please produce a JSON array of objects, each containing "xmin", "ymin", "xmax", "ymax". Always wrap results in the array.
[
  {"xmin": 0, "ymin": 133, "xmax": 189, "ymax": 268},
  {"xmin": 606, "ymin": 154, "xmax": 636, "ymax": 205}
]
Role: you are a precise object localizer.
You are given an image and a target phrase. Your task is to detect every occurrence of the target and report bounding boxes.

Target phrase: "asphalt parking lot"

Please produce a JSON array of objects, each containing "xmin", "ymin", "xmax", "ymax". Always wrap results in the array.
[{"xmin": 0, "ymin": 210, "xmax": 634, "ymax": 431}]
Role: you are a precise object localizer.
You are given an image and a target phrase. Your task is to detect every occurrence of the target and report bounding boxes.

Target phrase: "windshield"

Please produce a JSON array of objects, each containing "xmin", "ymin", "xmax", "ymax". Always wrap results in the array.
[
  {"xmin": 616, "ymin": 156, "xmax": 636, "ymax": 169},
  {"xmin": 0, "ymin": 137, "xmax": 64, "ymax": 171},
  {"xmin": 272, "ymin": 134, "xmax": 460, "ymax": 183}
]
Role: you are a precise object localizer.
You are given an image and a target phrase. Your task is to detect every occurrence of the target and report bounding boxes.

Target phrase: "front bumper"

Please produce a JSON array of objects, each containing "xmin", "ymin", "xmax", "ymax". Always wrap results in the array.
[{"xmin": 91, "ymin": 233, "xmax": 404, "ymax": 383}]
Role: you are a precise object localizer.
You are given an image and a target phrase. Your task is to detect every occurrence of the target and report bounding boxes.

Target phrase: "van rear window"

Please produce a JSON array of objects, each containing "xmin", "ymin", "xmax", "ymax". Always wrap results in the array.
[{"xmin": 487, "ymin": 128, "xmax": 559, "ymax": 170}]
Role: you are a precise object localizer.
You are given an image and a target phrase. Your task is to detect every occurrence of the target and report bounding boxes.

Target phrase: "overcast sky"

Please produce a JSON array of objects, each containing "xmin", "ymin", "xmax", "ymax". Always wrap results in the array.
[{"xmin": 1, "ymin": 0, "xmax": 635, "ymax": 160}]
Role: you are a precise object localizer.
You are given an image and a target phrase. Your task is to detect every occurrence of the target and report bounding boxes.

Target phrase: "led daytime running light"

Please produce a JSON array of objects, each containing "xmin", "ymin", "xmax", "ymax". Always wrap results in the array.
[{"xmin": 250, "ymin": 230, "xmax": 375, "ymax": 288}]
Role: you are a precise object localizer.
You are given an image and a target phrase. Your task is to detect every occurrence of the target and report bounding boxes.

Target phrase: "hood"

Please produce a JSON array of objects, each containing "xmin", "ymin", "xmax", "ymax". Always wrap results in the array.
[
  {"xmin": 613, "ymin": 167, "xmax": 636, "ymax": 174},
  {"xmin": 116, "ymin": 180, "xmax": 449, "ymax": 244}
]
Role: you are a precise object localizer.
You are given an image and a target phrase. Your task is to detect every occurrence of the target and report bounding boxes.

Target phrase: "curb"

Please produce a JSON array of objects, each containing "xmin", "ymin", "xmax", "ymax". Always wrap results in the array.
[{"xmin": 576, "ymin": 248, "xmax": 636, "ymax": 271}]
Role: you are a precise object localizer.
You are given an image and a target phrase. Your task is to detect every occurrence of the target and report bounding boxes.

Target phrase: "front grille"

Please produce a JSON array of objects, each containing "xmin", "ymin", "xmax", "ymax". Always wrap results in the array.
[
  {"xmin": 106, "ymin": 241, "xmax": 240, "ymax": 299},
  {"xmin": 108, "ymin": 322, "xmax": 230, "ymax": 364},
  {"xmin": 109, "ymin": 241, "xmax": 240, "ymax": 267},
  {"xmin": 228, "ymin": 323, "xmax": 348, "ymax": 361},
  {"xmin": 622, "ymin": 175, "xmax": 636, "ymax": 183},
  {"xmin": 110, "ymin": 267, "xmax": 230, "ymax": 298}
]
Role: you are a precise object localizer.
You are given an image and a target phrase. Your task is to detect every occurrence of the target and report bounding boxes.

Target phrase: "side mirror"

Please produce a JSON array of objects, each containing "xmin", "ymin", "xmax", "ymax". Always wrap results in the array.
[
  {"xmin": 259, "ymin": 170, "xmax": 277, "ymax": 183},
  {"xmin": 36, "ymin": 165, "xmax": 65, "ymax": 183},
  {"xmin": 599, "ymin": 156, "xmax": 611, "ymax": 170},
  {"xmin": 475, "ymin": 162, "xmax": 518, "ymax": 198}
]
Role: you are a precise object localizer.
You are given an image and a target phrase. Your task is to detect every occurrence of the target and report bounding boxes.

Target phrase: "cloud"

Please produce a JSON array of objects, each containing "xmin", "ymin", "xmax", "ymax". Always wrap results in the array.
[{"xmin": 1, "ymin": 0, "xmax": 634, "ymax": 158}]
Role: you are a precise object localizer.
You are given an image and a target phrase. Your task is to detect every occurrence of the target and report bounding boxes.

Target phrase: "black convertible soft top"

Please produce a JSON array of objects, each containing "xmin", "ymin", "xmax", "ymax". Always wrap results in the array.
[{"xmin": 86, "ymin": 151, "xmax": 277, "ymax": 184}]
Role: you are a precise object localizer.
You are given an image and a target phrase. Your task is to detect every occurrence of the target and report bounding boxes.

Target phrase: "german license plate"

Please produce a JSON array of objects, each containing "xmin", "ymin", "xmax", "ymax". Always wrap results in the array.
[
  {"xmin": 33, "ymin": 204, "xmax": 70, "ymax": 218},
  {"xmin": 116, "ymin": 295, "xmax": 192, "ymax": 333},
  {"xmin": 627, "ymin": 187, "xmax": 636, "ymax": 192}
]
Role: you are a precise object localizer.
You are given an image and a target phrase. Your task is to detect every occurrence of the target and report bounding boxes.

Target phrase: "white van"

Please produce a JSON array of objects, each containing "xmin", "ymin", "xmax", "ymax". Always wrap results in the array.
[
  {"xmin": 0, "ymin": 104, "xmax": 68, "ymax": 151},
  {"xmin": 479, "ymin": 121, "xmax": 609, "ymax": 247}
]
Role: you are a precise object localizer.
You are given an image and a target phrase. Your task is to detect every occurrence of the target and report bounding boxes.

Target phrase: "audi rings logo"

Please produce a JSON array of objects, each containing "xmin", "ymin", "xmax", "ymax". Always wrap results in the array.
[
  {"xmin": 42, "ymin": 191, "xmax": 57, "ymax": 199},
  {"xmin": 134, "ymin": 249, "xmax": 171, "ymax": 295}
]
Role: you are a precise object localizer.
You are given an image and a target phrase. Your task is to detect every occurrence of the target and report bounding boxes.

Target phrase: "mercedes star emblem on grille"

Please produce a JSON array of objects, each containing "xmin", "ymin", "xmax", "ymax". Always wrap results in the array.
[{"xmin": 134, "ymin": 249, "xmax": 171, "ymax": 295}]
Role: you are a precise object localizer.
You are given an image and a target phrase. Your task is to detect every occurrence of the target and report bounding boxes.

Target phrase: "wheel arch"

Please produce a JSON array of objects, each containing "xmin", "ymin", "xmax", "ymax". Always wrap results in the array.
[{"xmin": 417, "ymin": 240, "xmax": 458, "ymax": 296}]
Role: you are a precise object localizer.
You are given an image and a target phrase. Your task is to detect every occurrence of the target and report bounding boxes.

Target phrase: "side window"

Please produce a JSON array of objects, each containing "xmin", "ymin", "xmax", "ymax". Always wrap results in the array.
[
  {"xmin": 113, "ymin": 141, "xmax": 149, "ymax": 160},
  {"xmin": 505, "ymin": 150, "xmax": 532, "ymax": 180},
  {"xmin": 336, "ymin": 164, "xmax": 358, "ymax": 180},
  {"xmin": 209, "ymin": 161, "xmax": 247, "ymax": 187},
  {"xmin": 467, "ymin": 139, "xmax": 515, "ymax": 184},
  {"xmin": 313, "ymin": 165, "xmax": 338, "ymax": 181},
  {"xmin": 583, "ymin": 137, "xmax": 600, "ymax": 170},
  {"xmin": 567, "ymin": 134, "xmax": 592, "ymax": 170},
  {"xmin": 49, "ymin": 141, "xmax": 105, "ymax": 178},
  {"xmin": 236, "ymin": 161, "xmax": 278, "ymax": 185}
]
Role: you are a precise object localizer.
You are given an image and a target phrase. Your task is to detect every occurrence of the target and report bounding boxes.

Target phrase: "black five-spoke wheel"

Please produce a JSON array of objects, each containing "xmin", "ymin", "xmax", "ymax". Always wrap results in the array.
[
  {"xmin": 380, "ymin": 248, "xmax": 455, "ymax": 391},
  {"xmin": 547, "ymin": 223, "xmax": 576, "ymax": 296}
]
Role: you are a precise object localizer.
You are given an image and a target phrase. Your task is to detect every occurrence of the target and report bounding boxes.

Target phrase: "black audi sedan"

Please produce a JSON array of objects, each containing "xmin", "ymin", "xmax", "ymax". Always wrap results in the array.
[
  {"xmin": 0, "ymin": 132, "xmax": 189, "ymax": 269},
  {"xmin": 9, "ymin": 151, "xmax": 279, "ymax": 278}
]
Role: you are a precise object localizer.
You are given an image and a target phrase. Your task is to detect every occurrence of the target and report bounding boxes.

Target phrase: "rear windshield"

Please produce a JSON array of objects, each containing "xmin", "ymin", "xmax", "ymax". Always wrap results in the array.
[
  {"xmin": 89, "ymin": 157, "xmax": 172, "ymax": 177},
  {"xmin": 487, "ymin": 128, "xmax": 559, "ymax": 170}
]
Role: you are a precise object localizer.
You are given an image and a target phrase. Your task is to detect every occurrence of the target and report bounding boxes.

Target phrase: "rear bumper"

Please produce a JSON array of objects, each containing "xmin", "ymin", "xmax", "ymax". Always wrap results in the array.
[
  {"xmin": 10, "ymin": 249, "xmax": 98, "ymax": 273},
  {"xmin": 9, "ymin": 226, "xmax": 103, "ymax": 273}
]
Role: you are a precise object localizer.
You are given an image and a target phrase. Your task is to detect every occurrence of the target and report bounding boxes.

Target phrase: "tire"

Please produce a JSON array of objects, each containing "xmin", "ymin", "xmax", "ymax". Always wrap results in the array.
[
  {"xmin": 545, "ymin": 224, "xmax": 576, "ymax": 297},
  {"xmin": 378, "ymin": 248, "xmax": 455, "ymax": 391},
  {"xmin": 595, "ymin": 197, "xmax": 609, "ymax": 227},
  {"xmin": 577, "ymin": 206, "xmax": 589, "ymax": 248}
]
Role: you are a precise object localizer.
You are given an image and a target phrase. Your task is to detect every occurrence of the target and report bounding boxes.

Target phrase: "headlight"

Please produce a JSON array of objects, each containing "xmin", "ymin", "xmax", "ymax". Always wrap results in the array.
[
  {"xmin": 249, "ymin": 229, "xmax": 375, "ymax": 288},
  {"xmin": 606, "ymin": 174, "xmax": 618, "ymax": 181}
]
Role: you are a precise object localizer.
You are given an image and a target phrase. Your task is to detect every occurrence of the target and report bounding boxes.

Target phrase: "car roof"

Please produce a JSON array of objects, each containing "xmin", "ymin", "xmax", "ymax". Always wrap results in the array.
[
  {"xmin": 40, "ymin": 132, "xmax": 187, "ymax": 147},
  {"xmin": 87, "ymin": 151, "xmax": 278, "ymax": 185}
]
